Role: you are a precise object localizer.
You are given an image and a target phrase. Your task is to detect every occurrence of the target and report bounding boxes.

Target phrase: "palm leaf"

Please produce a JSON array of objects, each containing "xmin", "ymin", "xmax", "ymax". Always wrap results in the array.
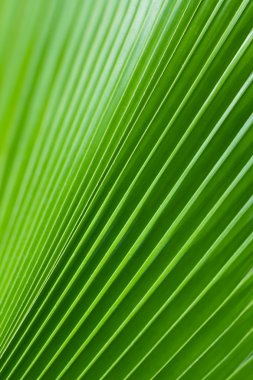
[{"xmin": 0, "ymin": 0, "xmax": 252, "ymax": 379}]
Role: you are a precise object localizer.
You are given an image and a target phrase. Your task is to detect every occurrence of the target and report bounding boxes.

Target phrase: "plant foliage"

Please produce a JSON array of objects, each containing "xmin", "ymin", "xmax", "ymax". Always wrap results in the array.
[{"xmin": 0, "ymin": 0, "xmax": 252, "ymax": 379}]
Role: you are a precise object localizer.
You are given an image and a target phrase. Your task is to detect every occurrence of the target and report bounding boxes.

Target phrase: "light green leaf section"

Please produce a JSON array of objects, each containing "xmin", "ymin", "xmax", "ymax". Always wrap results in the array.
[{"xmin": 0, "ymin": 0, "xmax": 252, "ymax": 379}]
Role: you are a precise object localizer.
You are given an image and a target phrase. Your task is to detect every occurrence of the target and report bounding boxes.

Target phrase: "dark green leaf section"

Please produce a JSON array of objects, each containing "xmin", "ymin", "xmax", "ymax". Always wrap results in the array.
[{"xmin": 0, "ymin": 0, "xmax": 252, "ymax": 379}]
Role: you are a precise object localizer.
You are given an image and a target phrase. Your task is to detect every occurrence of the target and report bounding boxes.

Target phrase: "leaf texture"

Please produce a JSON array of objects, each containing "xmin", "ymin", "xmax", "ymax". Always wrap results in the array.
[{"xmin": 0, "ymin": 0, "xmax": 252, "ymax": 379}]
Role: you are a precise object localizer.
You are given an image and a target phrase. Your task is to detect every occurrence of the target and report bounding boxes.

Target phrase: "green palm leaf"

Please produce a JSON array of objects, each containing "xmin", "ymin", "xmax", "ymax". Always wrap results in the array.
[{"xmin": 0, "ymin": 0, "xmax": 252, "ymax": 379}]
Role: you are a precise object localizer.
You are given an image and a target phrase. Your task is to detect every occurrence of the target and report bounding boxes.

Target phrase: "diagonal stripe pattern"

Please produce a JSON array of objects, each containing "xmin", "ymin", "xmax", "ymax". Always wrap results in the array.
[{"xmin": 0, "ymin": 0, "xmax": 252, "ymax": 379}]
